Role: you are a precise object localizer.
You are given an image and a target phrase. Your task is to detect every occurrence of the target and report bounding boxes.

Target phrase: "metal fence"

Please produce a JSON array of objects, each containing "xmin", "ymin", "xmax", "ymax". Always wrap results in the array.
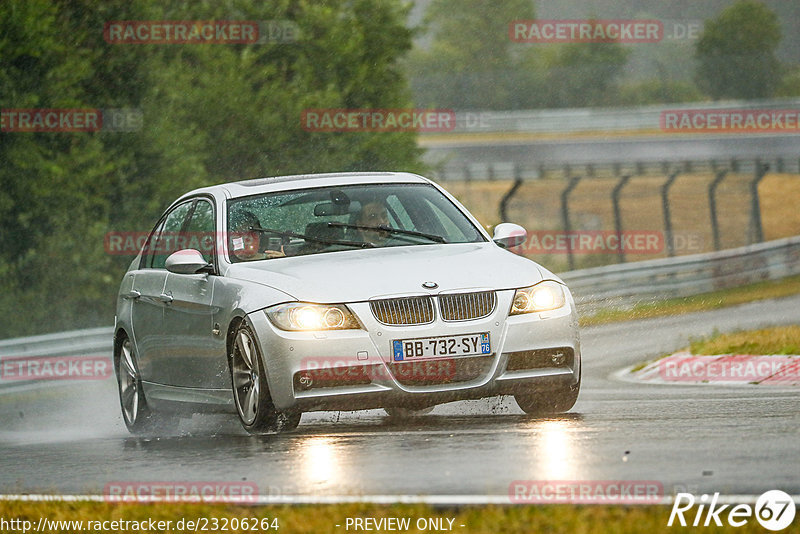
[{"xmin": 438, "ymin": 157, "xmax": 800, "ymax": 272}]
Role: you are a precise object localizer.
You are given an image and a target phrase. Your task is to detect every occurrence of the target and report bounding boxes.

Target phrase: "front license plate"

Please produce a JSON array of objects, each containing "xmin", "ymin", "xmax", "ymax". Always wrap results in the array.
[{"xmin": 392, "ymin": 333, "xmax": 491, "ymax": 361}]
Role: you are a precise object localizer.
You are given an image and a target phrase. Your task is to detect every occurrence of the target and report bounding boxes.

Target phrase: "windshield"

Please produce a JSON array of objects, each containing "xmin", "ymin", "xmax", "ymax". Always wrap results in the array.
[{"xmin": 226, "ymin": 183, "xmax": 485, "ymax": 262}]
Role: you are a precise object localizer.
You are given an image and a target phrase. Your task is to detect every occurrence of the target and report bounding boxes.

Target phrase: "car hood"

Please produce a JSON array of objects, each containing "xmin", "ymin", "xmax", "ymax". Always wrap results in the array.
[{"xmin": 224, "ymin": 242, "xmax": 546, "ymax": 303}]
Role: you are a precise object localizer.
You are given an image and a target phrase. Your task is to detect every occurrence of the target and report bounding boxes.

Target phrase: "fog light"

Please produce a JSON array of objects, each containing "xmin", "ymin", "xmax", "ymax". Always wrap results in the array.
[{"xmin": 297, "ymin": 373, "xmax": 313, "ymax": 390}]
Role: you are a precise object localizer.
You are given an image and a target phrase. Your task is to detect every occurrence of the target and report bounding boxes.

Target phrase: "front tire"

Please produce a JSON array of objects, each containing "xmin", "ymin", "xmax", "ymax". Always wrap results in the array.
[
  {"xmin": 514, "ymin": 383, "xmax": 580, "ymax": 415},
  {"xmin": 230, "ymin": 323, "xmax": 301, "ymax": 433}
]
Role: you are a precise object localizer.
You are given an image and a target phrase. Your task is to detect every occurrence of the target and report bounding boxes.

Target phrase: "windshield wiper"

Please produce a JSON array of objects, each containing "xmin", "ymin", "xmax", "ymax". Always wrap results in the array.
[
  {"xmin": 247, "ymin": 226, "xmax": 375, "ymax": 249},
  {"xmin": 326, "ymin": 222, "xmax": 446, "ymax": 243}
]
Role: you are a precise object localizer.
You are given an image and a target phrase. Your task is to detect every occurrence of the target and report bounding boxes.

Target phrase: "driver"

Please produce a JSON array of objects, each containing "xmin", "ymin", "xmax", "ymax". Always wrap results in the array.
[{"xmin": 356, "ymin": 201, "xmax": 392, "ymax": 245}]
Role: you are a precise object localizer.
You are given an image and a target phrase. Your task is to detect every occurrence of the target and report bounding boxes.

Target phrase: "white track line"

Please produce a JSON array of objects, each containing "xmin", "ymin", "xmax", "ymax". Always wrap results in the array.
[{"xmin": 1, "ymin": 494, "xmax": 797, "ymax": 506}]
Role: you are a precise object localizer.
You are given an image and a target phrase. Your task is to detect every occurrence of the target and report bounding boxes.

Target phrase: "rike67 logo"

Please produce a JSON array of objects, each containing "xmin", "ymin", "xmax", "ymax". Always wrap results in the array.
[{"xmin": 669, "ymin": 490, "xmax": 796, "ymax": 530}]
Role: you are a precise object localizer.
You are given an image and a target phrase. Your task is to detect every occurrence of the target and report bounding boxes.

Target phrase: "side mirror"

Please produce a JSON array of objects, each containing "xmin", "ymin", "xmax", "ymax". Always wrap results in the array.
[
  {"xmin": 165, "ymin": 249, "xmax": 213, "ymax": 274},
  {"xmin": 493, "ymin": 223, "xmax": 527, "ymax": 249}
]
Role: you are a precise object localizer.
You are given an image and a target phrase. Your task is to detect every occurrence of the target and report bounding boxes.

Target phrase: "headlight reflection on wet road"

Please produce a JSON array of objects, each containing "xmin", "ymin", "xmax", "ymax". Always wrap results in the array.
[
  {"xmin": 526, "ymin": 418, "xmax": 582, "ymax": 481},
  {"xmin": 296, "ymin": 436, "xmax": 343, "ymax": 490}
]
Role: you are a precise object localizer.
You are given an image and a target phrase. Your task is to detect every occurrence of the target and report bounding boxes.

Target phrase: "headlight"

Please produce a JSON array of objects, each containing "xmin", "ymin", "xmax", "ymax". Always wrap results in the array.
[
  {"xmin": 265, "ymin": 303, "xmax": 362, "ymax": 331},
  {"xmin": 510, "ymin": 281, "xmax": 567, "ymax": 315}
]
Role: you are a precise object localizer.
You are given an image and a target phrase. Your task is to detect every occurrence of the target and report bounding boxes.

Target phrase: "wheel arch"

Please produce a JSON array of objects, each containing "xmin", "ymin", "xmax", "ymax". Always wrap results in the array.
[
  {"xmin": 225, "ymin": 314, "xmax": 247, "ymax": 364},
  {"xmin": 112, "ymin": 327, "xmax": 130, "ymax": 379}
]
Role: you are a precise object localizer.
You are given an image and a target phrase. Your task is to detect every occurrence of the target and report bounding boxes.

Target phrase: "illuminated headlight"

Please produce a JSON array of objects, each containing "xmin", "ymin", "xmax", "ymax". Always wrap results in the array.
[
  {"xmin": 510, "ymin": 281, "xmax": 567, "ymax": 315},
  {"xmin": 266, "ymin": 303, "xmax": 362, "ymax": 331}
]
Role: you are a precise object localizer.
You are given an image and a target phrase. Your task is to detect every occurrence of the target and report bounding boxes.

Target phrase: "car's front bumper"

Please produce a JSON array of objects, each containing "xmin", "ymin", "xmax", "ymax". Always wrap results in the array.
[{"xmin": 248, "ymin": 288, "xmax": 581, "ymax": 412}]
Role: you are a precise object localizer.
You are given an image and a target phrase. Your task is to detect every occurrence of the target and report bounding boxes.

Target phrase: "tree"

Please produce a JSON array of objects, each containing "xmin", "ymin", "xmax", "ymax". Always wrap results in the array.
[
  {"xmin": 695, "ymin": 0, "xmax": 782, "ymax": 100},
  {"xmin": 777, "ymin": 66, "xmax": 800, "ymax": 97},
  {"xmin": 407, "ymin": 2, "xmax": 634, "ymax": 110},
  {"xmin": 0, "ymin": 0, "xmax": 119, "ymax": 335},
  {"xmin": 540, "ymin": 40, "xmax": 630, "ymax": 108},
  {"xmin": 0, "ymin": 0, "xmax": 423, "ymax": 338},
  {"xmin": 148, "ymin": 0, "xmax": 423, "ymax": 180},
  {"xmin": 407, "ymin": 0, "xmax": 536, "ymax": 109}
]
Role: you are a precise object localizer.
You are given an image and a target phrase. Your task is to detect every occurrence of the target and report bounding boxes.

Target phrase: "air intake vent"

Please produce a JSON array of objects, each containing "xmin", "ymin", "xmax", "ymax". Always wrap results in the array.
[
  {"xmin": 439, "ymin": 291, "xmax": 496, "ymax": 322},
  {"xmin": 389, "ymin": 356, "xmax": 493, "ymax": 386},
  {"xmin": 370, "ymin": 296, "xmax": 435, "ymax": 326}
]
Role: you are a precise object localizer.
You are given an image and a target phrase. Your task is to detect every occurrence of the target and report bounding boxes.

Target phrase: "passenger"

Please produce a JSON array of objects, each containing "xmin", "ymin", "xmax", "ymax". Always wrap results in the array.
[{"xmin": 229, "ymin": 210, "xmax": 284, "ymax": 260}]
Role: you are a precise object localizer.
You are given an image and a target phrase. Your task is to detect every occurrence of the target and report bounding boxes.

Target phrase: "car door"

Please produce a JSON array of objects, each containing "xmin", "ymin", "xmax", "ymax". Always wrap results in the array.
[
  {"xmin": 129, "ymin": 201, "xmax": 193, "ymax": 384},
  {"xmin": 159, "ymin": 198, "xmax": 223, "ymax": 388}
]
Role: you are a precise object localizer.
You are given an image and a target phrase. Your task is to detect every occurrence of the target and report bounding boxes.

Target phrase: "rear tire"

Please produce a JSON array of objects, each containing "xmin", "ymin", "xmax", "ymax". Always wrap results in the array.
[
  {"xmin": 117, "ymin": 337, "xmax": 177, "ymax": 434},
  {"xmin": 230, "ymin": 323, "xmax": 301, "ymax": 434}
]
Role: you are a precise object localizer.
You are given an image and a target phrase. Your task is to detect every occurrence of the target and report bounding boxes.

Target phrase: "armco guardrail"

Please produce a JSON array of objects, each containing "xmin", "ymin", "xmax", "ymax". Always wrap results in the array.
[
  {"xmin": 447, "ymin": 97, "xmax": 800, "ymax": 135},
  {"xmin": 562, "ymin": 235, "xmax": 800, "ymax": 313},
  {"xmin": 1, "ymin": 236, "xmax": 799, "ymax": 384},
  {"xmin": 0, "ymin": 327, "xmax": 112, "ymax": 389},
  {"xmin": 0, "ymin": 326, "xmax": 112, "ymax": 357}
]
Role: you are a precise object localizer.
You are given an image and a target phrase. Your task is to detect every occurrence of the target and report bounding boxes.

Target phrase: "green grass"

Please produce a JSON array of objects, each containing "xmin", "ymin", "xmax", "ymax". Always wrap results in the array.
[
  {"xmin": 689, "ymin": 326, "xmax": 800, "ymax": 355},
  {"xmin": 580, "ymin": 274, "xmax": 800, "ymax": 327},
  {"xmin": 0, "ymin": 501, "xmax": 774, "ymax": 533},
  {"xmin": 629, "ymin": 360, "xmax": 653, "ymax": 373},
  {"xmin": 628, "ymin": 326, "xmax": 800, "ymax": 378}
]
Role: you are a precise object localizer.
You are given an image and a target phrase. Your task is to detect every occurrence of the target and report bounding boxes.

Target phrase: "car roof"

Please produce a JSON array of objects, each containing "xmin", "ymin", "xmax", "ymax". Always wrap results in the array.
[{"xmin": 176, "ymin": 171, "xmax": 433, "ymax": 203}]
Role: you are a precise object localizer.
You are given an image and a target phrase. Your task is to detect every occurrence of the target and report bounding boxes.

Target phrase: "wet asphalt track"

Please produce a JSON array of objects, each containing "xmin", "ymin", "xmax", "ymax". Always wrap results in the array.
[{"xmin": 0, "ymin": 295, "xmax": 798, "ymax": 501}]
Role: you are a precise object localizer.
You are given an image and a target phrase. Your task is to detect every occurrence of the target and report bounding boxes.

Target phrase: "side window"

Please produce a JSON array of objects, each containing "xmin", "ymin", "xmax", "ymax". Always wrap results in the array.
[
  {"xmin": 149, "ymin": 202, "xmax": 194, "ymax": 270},
  {"xmin": 142, "ymin": 218, "xmax": 166, "ymax": 269},
  {"xmin": 183, "ymin": 200, "xmax": 215, "ymax": 263}
]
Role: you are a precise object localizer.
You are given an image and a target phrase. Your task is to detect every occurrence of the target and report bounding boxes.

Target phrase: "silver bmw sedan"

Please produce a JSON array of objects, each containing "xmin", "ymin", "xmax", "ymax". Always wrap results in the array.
[{"xmin": 114, "ymin": 172, "xmax": 581, "ymax": 434}]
